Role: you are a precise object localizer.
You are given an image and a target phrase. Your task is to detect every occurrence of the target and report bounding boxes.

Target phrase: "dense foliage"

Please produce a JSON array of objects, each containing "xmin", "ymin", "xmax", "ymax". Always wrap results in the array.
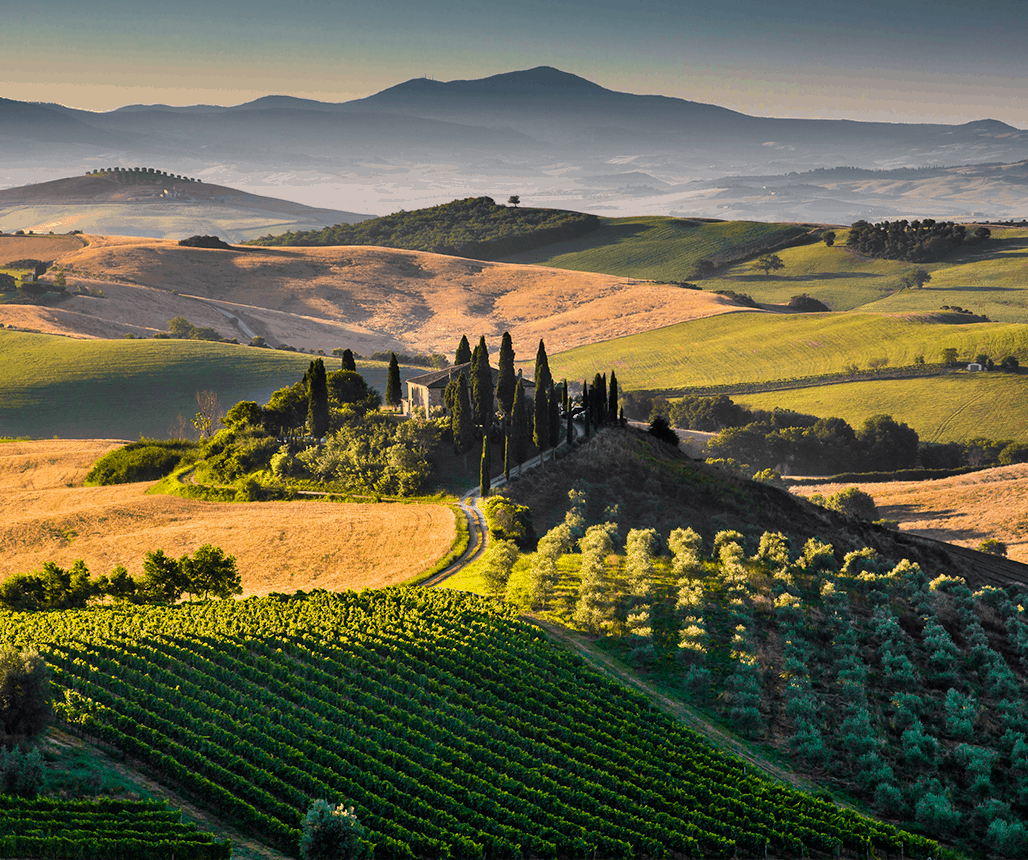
[
  {"xmin": 848, "ymin": 219, "xmax": 990, "ymax": 262},
  {"xmin": 0, "ymin": 589, "xmax": 931, "ymax": 859},
  {"xmin": 178, "ymin": 235, "xmax": 232, "ymax": 250},
  {"xmin": 245, "ymin": 197, "xmax": 601, "ymax": 259},
  {"xmin": 85, "ymin": 439, "xmax": 195, "ymax": 486},
  {"xmin": 489, "ymin": 491, "xmax": 1028, "ymax": 857},
  {"xmin": 0, "ymin": 798, "xmax": 230, "ymax": 859}
]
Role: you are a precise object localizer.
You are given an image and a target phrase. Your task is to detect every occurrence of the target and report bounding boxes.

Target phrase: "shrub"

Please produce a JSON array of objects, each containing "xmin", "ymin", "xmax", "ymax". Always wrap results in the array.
[
  {"xmin": 300, "ymin": 800, "xmax": 371, "ymax": 860},
  {"xmin": 978, "ymin": 538, "xmax": 1008, "ymax": 556},
  {"xmin": 85, "ymin": 440, "xmax": 193, "ymax": 485},
  {"xmin": 0, "ymin": 746, "xmax": 44, "ymax": 797},
  {"xmin": 178, "ymin": 235, "xmax": 232, "ymax": 250},
  {"xmin": 0, "ymin": 648, "xmax": 53, "ymax": 746}
]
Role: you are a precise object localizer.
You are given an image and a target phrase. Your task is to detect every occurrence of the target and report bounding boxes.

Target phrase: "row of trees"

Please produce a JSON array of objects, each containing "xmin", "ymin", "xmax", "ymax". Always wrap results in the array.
[
  {"xmin": 848, "ymin": 219, "xmax": 991, "ymax": 262},
  {"xmin": 0, "ymin": 546, "xmax": 241, "ymax": 612}
]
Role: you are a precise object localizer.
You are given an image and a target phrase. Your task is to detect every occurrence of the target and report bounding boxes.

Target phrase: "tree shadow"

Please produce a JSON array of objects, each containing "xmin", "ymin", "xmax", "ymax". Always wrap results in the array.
[{"xmin": 732, "ymin": 272, "xmax": 884, "ymax": 283}]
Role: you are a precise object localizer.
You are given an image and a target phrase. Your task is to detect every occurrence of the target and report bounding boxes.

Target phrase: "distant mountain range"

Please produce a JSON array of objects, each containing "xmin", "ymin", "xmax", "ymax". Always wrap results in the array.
[{"xmin": 3, "ymin": 67, "xmax": 1027, "ymax": 222}]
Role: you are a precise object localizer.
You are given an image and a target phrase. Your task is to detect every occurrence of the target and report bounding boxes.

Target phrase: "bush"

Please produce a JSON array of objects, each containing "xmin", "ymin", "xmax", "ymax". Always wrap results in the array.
[
  {"xmin": 0, "ymin": 648, "xmax": 53, "ymax": 746},
  {"xmin": 85, "ymin": 440, "xmax": 193, "ymax": 485},
  {"xmin": 0, "ymin": 746, "xmax": 44, "ymax": 797},
  {"xmin": 648, "ymin": 416, "xmax": 679, "ymax": 447},
  {"xmin": 178, "ymin": 235, "xmax": 232, "ymax": 249},
  {"xmin": 300, "ymin": 800, "xmax": 371, "ymax": 860}
]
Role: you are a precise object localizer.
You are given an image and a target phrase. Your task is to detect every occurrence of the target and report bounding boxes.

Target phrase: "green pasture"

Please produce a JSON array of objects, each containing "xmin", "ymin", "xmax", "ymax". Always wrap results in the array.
[
  {"xmin": 735, "ymin": 372, "xmax": 1028, "ymax": 444},
  {"xmin": 0, "ymin": 331, "xmax": 409, "ymax": 439},
  {"xmin": 549, "ymin": 311, "xmax": 1028, "ymax": 393},
  {"xmin": 502, "ymin": 216, "xmax": 811, "ymax": 282}
]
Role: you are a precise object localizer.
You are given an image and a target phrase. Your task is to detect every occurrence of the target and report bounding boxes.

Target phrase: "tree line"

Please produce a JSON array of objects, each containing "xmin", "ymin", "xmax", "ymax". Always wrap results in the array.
[
  {"xmin": 848, "ymin": 219, "xmax": 991, "ymax": 262},
  {"xmin": 0, "ymin": 546, "xmax": 241, "ymax": 612},
  {"xmin": 244, "ymin": 196, "xmax": 601, "ymax": 259}
]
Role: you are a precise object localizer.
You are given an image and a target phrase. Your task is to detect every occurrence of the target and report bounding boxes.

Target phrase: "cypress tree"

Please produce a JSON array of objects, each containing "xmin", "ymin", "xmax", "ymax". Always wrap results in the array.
[
  {"xmin": 582, "ymin": 380, "xmax": 590, "ymax": 437},
  {"xmin": 534, "ymin": 339, "xmax": 552, "ymax": 394},
  {"xmin": 341, "ymin": 348, "xmax": 356, "ymax": 372},
  {"xmin": 480, "ymin": 433, "xmax": 491, "ymax": 497},
  {"xmin": 385, "ymin": 353, "xmax": 401, "ymax": 409},
  {"xmin": 306, "ymin": 359, "xmax": 329, "ymax": 438},
  {"xmin": 608, "ymin": 370, "xmax": 619, "ymax": 424},
  {"xmin": 471, "ymin": 336, "xmax": 492, "ymax": 433},
  {"xmin": 504, "ymin": 426, "xmax": 512, "ymax": 481},
  {"xmin": 510, "ymin": 378, "xmax": 529, "ymax": 466},
  {"xmin": 451, "ymin": 372, "xmax": 476, "ymax": 456},
  {"xmin": 533, "ymin": 382, "xmax": 549, "ymax": 462},
  {"xmin": 566, "ymin": 405, "xmax": 574, "ymax": 445},
  {"xmin": 496, "ymin": 332, "xmax": 516, "ymax": 415},
  {"xmin": 455, "ymin": 335, "xmax": 472, "ymax": 366},
  {"xmin": 547, "ymin": 382, "xmax": 560, "ymax": 452},
  {"xmin": 561, "ymin": 378, "xmax": 569, "ymax": 413},
  {"xmin": 591, "ymin": 372, "xmax": 606, "ymax": 426}
]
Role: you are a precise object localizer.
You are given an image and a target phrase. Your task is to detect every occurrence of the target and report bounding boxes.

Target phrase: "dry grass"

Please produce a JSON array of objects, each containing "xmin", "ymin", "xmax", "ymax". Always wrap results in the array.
[
  {"xmin": 0, "ymin": 235, "xmax": 739, "ymax": 355},
  {"xmin": 0, "ymin": 234, "xmax": 88, "ymax": 261},
  {"xmin": 791, "ymin": 464, "xmax": 1028, "ymax": 562},
  {"xmin": 0, "ymin": 440, "xmax": 455, "ymax": 596}
]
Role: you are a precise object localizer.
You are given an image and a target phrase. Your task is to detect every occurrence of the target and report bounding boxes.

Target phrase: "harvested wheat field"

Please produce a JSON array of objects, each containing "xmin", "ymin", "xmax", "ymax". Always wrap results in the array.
[
  {"xmin": 791, "ymin": 464, "xmax": 1028, "ymax": 563},
  {"xmin": 0, "ymin": 234, "xmax": 744, "ymax": 354},
  {"xmin": 0, "ymin": 440, "xmax": 455, "ymax": 596}
]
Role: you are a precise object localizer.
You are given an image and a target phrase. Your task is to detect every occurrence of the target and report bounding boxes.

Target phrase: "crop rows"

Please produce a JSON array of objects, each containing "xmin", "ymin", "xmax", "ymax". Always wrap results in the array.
[
  {"xmin": 0, "ymin": 589, "xmax": 934, "ymax": 859},
  {"xmin": 0, "ymin": 797, "xmax": 230, "ymax": 859}
]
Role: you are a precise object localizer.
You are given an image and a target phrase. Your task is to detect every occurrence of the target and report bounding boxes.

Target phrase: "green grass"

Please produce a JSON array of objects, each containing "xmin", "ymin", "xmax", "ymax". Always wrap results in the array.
[
  {"xmin": 550, "ymin": 312, "xmax": 1028, "ymax": 393},
  {"xmin": 502, "ymin": 216, "xmax": 811, "ymax": 282},
  {"xmin": 735, "ymin": 372, "xmax": 1028, "ymax": 444},
  {"xmin": 0, "ymin": 331, "xmax": 413, "ymax": 439}
]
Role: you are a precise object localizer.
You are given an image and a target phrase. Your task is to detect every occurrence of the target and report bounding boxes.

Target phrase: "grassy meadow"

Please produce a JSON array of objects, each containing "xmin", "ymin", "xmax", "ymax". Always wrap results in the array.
[
  {"xmin": 0, "ymin": 331, "xmax": 410, "ymax": 439},
  {"xmin": 549, "ymin": 312, "xmax": 1028, "ymax": 391},
  {"xmin": 735, "ymin": 372, "xmax": 1028, "ymax": 444},
  {"xmin": 503, "ymin": 216, "xmax": 811, "ymax": 281}
]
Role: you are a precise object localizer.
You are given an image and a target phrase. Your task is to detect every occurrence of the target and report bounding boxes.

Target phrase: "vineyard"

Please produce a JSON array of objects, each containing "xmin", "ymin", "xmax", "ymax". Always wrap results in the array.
[
  {"xmin": 0, "ymin": 589, "xmax": 932, "ymax": 859},
  {"xmin": 0, "ymin": 797, "xmax": 230, "ymax": 859}
]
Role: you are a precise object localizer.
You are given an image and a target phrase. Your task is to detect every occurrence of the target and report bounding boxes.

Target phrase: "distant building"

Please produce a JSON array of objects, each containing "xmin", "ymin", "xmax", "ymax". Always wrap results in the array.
[
  {"xmin": 967, "ymin": 363, "xmax": 984, "ymax": 372},
  {"xmin": 403, "ymin": 362, "xmax": 534, "ymax": 418}
]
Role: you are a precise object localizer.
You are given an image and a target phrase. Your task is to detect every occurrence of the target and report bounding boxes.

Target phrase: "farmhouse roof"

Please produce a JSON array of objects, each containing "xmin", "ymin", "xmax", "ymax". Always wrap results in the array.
[{"xmin": 406, "ymin": 362, "xmax": 535, "ymax": 390}]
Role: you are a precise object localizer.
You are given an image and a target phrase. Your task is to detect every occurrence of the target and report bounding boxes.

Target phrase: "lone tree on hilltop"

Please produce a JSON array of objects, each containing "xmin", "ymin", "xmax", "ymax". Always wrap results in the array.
[
  {"xmin": 385, "ymin": 353, "xmax": 401, "ymax": 409},
  {"xmin": 754, "ymin": 253, "xmax": 785, "ymax": 276},
  {"xmin": 508, "ymin": 195, "xmax": 520, "ymax": 208}
]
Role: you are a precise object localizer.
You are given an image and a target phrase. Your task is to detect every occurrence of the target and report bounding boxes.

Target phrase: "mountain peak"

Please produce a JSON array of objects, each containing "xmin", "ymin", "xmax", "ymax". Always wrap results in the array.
[{"xmin": 378, "ymin": 66, "xmax": 609, "ymax": 99}]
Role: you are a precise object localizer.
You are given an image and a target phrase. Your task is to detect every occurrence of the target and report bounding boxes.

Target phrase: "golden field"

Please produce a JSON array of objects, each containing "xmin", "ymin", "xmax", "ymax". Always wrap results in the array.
[
  {"xmin": 0, "ymin": 234, "xmax": 742, "ymax": 355},
  {"xmin": 792, "ymin": 464, "xmax": 1028, "ymax": 563},
  {"xmin": 0, "ymin": 440, "xmax": 455, "ymax": 596}
]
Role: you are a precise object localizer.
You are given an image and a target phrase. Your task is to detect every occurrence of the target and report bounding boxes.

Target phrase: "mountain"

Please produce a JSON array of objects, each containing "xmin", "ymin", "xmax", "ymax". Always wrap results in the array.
[
  {"xmin": 2, "ymin": 68, "xmax": 1027, "ymax": 221},
  {"xmin": 0, "ymin": 171, "xmax": 370, "ymax": 241}
]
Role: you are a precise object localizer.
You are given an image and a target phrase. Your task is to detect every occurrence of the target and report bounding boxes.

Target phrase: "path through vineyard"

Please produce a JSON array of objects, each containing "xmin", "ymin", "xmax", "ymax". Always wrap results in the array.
[{"xmin": 531, "ymin": 619, "xmax": 843, "ymax": 805}]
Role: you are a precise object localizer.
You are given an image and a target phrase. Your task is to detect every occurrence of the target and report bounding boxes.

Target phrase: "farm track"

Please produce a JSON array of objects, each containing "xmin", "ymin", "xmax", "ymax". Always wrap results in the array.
[{"xmin": 530, "ymin": 619, "xmax": 835, "ymax": 802}]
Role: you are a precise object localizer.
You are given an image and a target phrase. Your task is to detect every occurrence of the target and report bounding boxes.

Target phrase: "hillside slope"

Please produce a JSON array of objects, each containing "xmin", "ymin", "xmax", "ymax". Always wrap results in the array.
[{"xmin": 0, "ymin": 234, "xmax": 742, "ymax": 355}]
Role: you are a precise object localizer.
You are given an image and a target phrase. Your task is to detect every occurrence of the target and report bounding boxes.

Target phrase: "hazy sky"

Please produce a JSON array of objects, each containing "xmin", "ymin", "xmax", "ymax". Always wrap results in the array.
[{"xmin": 3, "ymin": 0, "xmax": 1025, "ymax": 126}]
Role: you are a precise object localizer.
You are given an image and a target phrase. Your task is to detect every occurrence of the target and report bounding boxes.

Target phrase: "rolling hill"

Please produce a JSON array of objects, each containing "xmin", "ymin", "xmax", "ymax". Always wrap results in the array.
[
  {"xmin": 0, "ymin": 171, "xmax": 369, "ymax": 242},
  {"xmin": 0, "ymin": 233, "xmax": 741, "ymax": 356}
]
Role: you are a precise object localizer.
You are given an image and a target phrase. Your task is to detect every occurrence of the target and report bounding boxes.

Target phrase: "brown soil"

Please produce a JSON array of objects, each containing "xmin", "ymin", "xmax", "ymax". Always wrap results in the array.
[
  {"xmin": 0, "ymin": 234, "xmax": 740, "ymax": 355},
  {"xmin": 0, "ymin": 440, "xmax": 454, "ymax": 594},
  {"xmin": 791, "ymin": 464, "xmax": 1028, "ymax": 563},
  {"xmin": 0, "ymin": 233, "xmax": 88, "ymax": 261}
]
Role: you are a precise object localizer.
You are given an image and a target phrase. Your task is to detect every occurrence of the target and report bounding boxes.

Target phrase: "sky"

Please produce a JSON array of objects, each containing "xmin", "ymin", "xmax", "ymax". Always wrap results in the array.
[{"xmin": 2, "ymin": 0, "xmax": 1025, "ymax": 126}]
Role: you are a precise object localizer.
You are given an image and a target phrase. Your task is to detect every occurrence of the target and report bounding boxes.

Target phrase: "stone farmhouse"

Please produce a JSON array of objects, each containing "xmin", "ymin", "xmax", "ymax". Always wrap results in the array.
[{"xmin": 403, "ymin": 363, "xmax": 535, "ymax": 418}]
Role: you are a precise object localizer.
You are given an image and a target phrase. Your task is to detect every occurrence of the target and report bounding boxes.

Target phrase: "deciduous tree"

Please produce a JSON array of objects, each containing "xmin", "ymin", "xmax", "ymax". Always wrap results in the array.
[{"xmin": 754, "ymin": 253, "xmax": 785, "ymax": 276}]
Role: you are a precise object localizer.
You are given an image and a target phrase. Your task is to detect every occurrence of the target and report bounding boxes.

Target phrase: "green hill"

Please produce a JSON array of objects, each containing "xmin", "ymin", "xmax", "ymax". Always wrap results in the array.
[
  {"xmin": 0, "ymin": 332, "xmax": 413, "ymax": 439},
  {"xmin": 503, "ymin": 216, "xmax": 813, "ymax": 282},
  {"xmin": 245, "ymin": 196, "xmax": 601, "ymax": 259},
  {"xmin": 450, "ymin": 428, "xmax": 1028, "ymax": 857},
  {"xmin": 0, "ymin": 587, "xmax": 933, "ymax": 859}
]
